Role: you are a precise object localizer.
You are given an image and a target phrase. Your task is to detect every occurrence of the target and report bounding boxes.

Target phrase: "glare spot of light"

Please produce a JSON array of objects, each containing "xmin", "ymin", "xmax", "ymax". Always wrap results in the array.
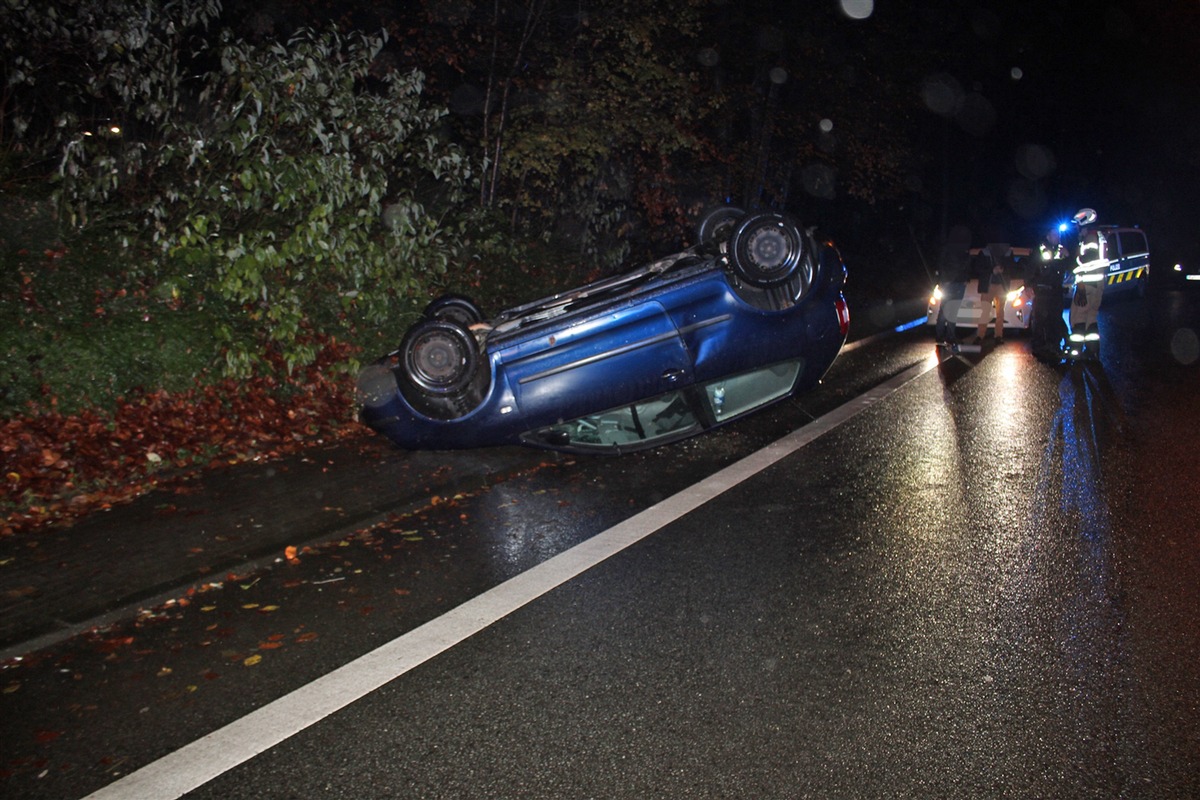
[
  {"xmin": 986, "ymin": 349, "xmax": 1030, "ymax": 439},
  {"xmin": 839, "ymin": 0, "xmax": 874, "ymax": 20},
  {"xmin": 1010, "ymin": 67, "xmax": 1023, "ymax": 81}
]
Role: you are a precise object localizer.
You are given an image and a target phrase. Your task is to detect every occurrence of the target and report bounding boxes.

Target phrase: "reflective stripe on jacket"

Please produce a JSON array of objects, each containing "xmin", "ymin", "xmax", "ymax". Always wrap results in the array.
[{"xmin": 1074, "ymin": 230, "xmax": 1108, "ymax": 282}]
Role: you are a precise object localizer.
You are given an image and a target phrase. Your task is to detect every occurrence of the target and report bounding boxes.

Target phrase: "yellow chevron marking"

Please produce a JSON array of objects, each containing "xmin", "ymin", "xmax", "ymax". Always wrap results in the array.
[{"xmin": 1108, "ymin": 267, "xmax": 1146, "ymax": 285}]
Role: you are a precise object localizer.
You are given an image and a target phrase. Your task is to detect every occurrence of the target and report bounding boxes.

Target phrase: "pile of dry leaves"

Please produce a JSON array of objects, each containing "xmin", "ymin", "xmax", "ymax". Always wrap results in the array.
[{"xmin": 1, "ymin": 338, "xmax": 366, "ymax": 536}]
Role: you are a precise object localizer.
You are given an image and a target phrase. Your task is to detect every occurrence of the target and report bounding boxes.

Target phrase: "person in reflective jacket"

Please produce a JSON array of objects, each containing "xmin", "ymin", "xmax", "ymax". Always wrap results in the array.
[
  {"xmin": 1031, "ymin": 227, "xmax": 1071, "ymax": 361},
  {"xmin": 1070, "ymin": 218, "xmax": 1108, "ymax": 356}
]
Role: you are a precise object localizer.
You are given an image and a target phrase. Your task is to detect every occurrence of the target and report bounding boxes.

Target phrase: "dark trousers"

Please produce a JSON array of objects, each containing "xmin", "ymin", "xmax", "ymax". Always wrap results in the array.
[
  {"xmin": 935, "ymin": 283, "xmax": 965, "ymax": 343},
  {"xmin": 1030, "ymin": 287, "xmax": 1066, "ymax": 357}
]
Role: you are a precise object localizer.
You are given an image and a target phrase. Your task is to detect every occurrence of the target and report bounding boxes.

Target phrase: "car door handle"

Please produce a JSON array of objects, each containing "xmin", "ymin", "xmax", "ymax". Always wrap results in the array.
[{"xmin": 662, "ymin": 368, "xmax": 685, "ymax": 382}]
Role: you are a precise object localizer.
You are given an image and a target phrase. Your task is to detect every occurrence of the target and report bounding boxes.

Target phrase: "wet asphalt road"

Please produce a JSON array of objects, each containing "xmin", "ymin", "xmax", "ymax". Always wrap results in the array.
[{"xmin": 2, "ymin": 290, "xmax": 1199, "ymax": 798}]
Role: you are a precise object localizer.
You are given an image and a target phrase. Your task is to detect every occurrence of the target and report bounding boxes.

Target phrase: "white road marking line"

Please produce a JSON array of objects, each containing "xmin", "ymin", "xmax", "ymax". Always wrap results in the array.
[{"xmin": 84, "ymin": 356, "xmax": 940, "ymax": 800}]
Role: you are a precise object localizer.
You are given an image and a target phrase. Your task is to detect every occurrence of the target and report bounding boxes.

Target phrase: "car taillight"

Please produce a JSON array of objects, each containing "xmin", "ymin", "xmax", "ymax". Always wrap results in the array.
[{"xmin": 836, "ymin": 296, "xmax": 850, "ymax": 337}]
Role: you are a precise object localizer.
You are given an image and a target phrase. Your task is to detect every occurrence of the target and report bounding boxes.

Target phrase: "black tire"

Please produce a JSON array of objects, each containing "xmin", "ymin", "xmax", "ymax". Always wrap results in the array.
[
  {"xmin": 400, "ymin": 319, "xmax": 479, "ymax": 396},
  {"xmin": 423, "ymin": 294, "xmax": 485, "ymax": 328},
  {"xmin": 697, "ymin": 206, "xmax": 746, "ymax": 245},
  {"xmin": 728, "ymin": 212, "xmax": 804, "ymax": 288}
]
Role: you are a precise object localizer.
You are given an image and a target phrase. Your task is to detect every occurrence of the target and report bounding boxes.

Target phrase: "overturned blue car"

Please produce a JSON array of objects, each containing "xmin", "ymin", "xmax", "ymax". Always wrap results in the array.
[{"xmin": 356, "ymin": 208, "xmax": 850, "ymax": 454}]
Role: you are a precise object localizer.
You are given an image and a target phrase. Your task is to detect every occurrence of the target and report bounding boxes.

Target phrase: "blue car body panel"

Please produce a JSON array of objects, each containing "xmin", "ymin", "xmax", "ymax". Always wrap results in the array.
[
  {"xmin": 360, "ymin": 235, "xmax": 848, "ymax": 453},
  {"xmin": 507, "ymin": 300, "xmax": 693, "ymax": 421}
]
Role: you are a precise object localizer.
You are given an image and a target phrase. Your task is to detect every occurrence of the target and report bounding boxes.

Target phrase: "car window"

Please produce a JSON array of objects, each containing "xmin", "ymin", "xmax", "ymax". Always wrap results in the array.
[
  {"xmin": 704, "ymin": 360, "xmax": 802, "ymax": 420},
  {"xmin": 1117, "ymin": 231, "xmax": 1147, "ymax": 258},
  {"xmin": 522, "ymin": 359, "xmax": 803, "ymax": 452},
  {"xmin": 524, "ymin": 390, "xmax": 702, "ymax": 451}
]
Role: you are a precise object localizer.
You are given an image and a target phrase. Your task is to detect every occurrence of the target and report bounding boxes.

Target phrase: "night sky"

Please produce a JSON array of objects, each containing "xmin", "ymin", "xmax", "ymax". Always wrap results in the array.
[{"xmin": 884, "ymin": 0, "xmax": 1200, "ymax": 258}]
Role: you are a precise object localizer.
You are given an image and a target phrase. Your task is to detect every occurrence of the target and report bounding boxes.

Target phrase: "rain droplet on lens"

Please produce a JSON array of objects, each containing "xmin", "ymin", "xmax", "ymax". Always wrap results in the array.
[
  {"xmin": 921, "ymin": 73, "xmax": 962, "ymax": 118},
  {"xmin": 839, "ymin": 0, "xmax": 874, "ymax": 20},
  {"xmin": 1170, "ymin": 328, "xmax": 1199, "ymax": 365}
]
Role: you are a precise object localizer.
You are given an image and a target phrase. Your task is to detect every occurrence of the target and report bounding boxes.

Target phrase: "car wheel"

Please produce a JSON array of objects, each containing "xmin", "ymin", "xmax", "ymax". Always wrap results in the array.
[
  {"xmin": 401, "ymin": 319, "xmax": 479, "ymax": 396},
  {"xmin": 728, "ymin": 212, "xmax": 804, "ymax": 288},
  {"xmin": 697, "ymin": 206, "xmax": 745, "ymax": 244},
  {"xmin": 423, "ymin": 294, "xmax": 484, "ymax": 328}
]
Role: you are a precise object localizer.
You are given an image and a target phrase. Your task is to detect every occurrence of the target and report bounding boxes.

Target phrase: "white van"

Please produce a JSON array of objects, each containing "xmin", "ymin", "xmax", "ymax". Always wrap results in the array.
[{"xmin": 925, "ymin": 244, "xmax": 1035, "ymax": 332}]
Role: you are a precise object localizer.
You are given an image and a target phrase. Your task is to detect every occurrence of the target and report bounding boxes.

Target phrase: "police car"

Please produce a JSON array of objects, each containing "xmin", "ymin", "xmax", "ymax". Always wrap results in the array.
[{"xmin": 1094, "ymin": 225, "xmax": 1150, "ymax": 297}]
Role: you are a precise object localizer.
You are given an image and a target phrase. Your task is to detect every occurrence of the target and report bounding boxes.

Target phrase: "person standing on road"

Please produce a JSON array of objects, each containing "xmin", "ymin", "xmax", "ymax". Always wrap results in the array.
[
  {"xmin": 1070, "ymin": 209, "xmax": 1108, "ymax": 358},
  {"xmin": 1030, "ymin": 227, "xmax": 1071, "ymax": 361},
  {"xmin": 935, "ymin": 225, "xmax": 971, "ymax": 352},
  {"xmin": 974, "ymin": 244, "xmax": 1011, "ymax": 344}
]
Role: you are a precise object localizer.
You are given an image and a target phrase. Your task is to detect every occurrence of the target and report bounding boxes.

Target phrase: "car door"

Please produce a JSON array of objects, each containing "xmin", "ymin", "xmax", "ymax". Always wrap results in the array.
[
  {"xmin": 1106, "ymin": 229, "xmax": 1149, "ymax": 293},
  {"xmin": 502, "ymin": 299, "xmax": 693, "ymax": 426}
]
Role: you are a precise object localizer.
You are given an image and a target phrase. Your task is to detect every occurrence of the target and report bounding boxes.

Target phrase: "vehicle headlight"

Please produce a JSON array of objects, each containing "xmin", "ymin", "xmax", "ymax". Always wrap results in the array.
[{"xmin": 930, "ymin": 285, "xmax": 943, "ymax": 303}]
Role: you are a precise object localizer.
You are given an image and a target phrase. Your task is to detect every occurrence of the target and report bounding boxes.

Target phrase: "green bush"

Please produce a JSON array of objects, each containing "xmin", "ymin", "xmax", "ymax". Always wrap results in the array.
[{"xmin": 52, "ymin": 22, "xmax": 476, "ymax": 375}]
